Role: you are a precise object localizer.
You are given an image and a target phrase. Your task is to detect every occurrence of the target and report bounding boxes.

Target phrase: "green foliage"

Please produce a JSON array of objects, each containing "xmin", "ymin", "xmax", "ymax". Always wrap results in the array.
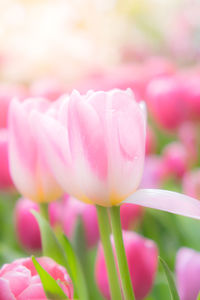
[{"xmin": 32, "ymin": 256, "xmax": 69, "ymax": 299}]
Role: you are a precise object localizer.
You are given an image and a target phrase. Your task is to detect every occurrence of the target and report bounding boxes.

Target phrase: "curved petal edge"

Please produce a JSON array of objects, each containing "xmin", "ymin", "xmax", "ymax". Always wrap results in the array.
[{"xmin": 123, "ymin": 189, "xmax": 200, "ymax": 220}]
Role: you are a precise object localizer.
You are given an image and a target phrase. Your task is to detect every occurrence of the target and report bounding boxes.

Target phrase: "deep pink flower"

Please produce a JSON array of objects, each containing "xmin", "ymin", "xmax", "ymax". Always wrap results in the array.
[
  {"xmin": 95, "ymin": 231, "xmax": 158, "ymax": 300},
  {"xmin": 0, "ymin": 256, "xmax": 73, "ymax": 300},
  {"xmin": 15, "ymin": 198, "xmax": 41, "ymax": 251}
]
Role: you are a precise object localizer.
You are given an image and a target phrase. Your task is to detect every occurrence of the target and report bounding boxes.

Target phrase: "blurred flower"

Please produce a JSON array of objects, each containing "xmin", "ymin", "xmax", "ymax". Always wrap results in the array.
[
  {"xmin": 95, "ymin": 231, "xmax": 158, "ymax": 300},
  {"xmin": 162, "ymin": 142, "xmax": 190, "ymax": 179},
  {"xmin": 182, "ymin": 169, "xmax": 200, "ymax": 200},
  {"xmin": 146, "ymin": 76, "xmax": 187, "ymax": 130},
  {"xmin": 0, "ymin": 129, "xmax": 13, "ymax": 189},
  {"xmin": 15, "ymin": 197, "xmax": 41, "ymax": 251},
  {"xmin": 140, "ymin": 155, "xmax": 165, "ymax": 189},
  {"xmin": 178, "ymin": 121, "xmax": 198, "ymax": 164},
  {"xmin": 8, "ymin": 98, "xmax": 63, "ymax": 202},
  {"xmin": 176, "ymin": 247, "xmax": 200, "ymax": 300},
  {"xmin": 31, "ymin": 89, "xmax": 146, "ymax": 206},
  {"xmin": 145, "ymin": 125, "xmax": 156, "ymax": 155},
  {"xmin": 0, "ymin": 256, "xmax": 73, "ymax": 299}
]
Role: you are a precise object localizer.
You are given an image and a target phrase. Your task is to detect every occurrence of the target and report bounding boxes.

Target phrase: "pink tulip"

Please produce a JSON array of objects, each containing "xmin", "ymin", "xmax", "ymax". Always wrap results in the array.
[
  {"xmin": 183, "ymin": 75, "xmax": 200, "ymax": 121},
  {"xmin": 95, "ymin": 231, "xmax": 158, "ymax": 300},
  {"xmin": 0, "ymin": 84, "xmax": 27, "ymax": 129},
  {"xmin": 146, "ymin": 76, "xmax": 187, "ymax": 130},
  {"xmin": 0, "ymin": 256, "xmax": 73, "ymax": 299},
  {"xmin": 0, "ymin": 129, "xmax": 13, "ymax": 189},
  {"xmin": 31, "ymin": 89, "xmax": 146, "ymax": 206},
  {"xmin": 162, "ymin": 142, "xmax": 190, "ymax": 178},
  {"xmin": 8, "ymin": 98, "xmax": 63, "ymax": 202},
  {"xmin": 15, "ymin": 198, "xmax": 41, "ymax": 251},
  {"xmin": 30, "ymin": 89, "xmax": 200, "ymax": 219},
  {"xmin": 176, "ymin": 248, "xmax": 200, "ymax": 300},
  {"xmin": 182, "ymin": 170, "xmax": 200, "ymax": 200}
]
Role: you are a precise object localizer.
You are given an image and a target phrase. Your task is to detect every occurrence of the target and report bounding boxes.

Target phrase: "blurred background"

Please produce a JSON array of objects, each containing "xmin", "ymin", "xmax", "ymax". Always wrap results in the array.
[{"xmin": 1, "ymin": 0, "xmax": 200, "ymax": 299}]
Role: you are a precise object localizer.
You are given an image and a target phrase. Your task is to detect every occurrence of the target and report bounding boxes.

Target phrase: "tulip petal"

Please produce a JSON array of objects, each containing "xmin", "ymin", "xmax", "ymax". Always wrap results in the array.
[{"xmin": 123, "ymin": 189, "xmax": 200, "ymax": 219}]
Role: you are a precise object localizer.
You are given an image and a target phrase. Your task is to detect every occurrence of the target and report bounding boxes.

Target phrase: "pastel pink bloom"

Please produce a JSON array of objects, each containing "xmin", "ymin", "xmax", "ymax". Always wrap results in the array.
[
  {"xmin": 182, "ymin": 169, "xmax": 200, "ymax": 200},
  {"xmin": 8, "ymin": 98, "xmax": 63, "ymax": 202},
  {"xmin": 0, "ymin": 84, "xmax": 27, "ymax": 129},
  {"xmin": 145, "ymin": 125, "xmax": 157, "ymax": 155},
  {"xmin": 176, "ymin": 248, "xmax": 200, "ymax": 300},
  {"xmin": 0, "ymin": 256, "xmax": 73, "ymax": 300},
  {"xmin": 30, "ymin": 78, "xmax": 66, "ymax": 102},
  {"xmin": 61, "ymin": 196, "xmax": 99, "ymax": 247},
  {"xmin": 31, "ymin": 89, "xmax": 146, "ymax": 206},
  {"xmin": 15, "ymin": 198, "xmax": 41, "ymax": 251},
  {"xmin": 0, "ymin": 129, "xmax": 13, "ymax": 189},
  {"xmin": 146, "ymin": 76, "xmax": 187, "ymax": 130},
  {"xmin": 95, "ymin": 231, "xmax": 158, "ymax": 300},
  {"xmin": 162, "ymin": 142, "xmax": 190, "ymax": 178}
]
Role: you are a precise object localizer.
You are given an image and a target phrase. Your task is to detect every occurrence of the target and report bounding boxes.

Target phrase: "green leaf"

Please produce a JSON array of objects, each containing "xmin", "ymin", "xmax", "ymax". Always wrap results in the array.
[
  {"xmin": 197, "ymin": 293, "xmax": 200, "ymax": 300},
  {"xmin": 31, "ymin": 210, "xmax": 69, "ymax": 269},
  {"xmin": 159, "ymin": 257, "xmax": 180, "ymax": 300},
  {"xmin": 61, "ymin": 234, "xmax": 89, "ymax": 300},
  {"xmin": 32, "ymin": 256, "xmax": 69, "ymax": 300}
]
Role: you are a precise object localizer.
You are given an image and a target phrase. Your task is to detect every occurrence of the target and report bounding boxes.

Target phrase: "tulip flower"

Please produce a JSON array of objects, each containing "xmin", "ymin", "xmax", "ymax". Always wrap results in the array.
[
  {"xmin": 182, "ymin": 169, "xmax": 200, "ymax": 200},
  {"xmin": 8, "ymin": 98, "xmax": 63, "ymax": 202},
  {"xmin": 15, "ymin": 198, "xmax": 41, "ymax": 251},
  {"xmin": 95, "ymin": 231, "xmax": 158, "ymax": 300},
  {"xmin": 0, "ymin": 129, "xmax": 13, "ymax": 189},
  {"xmin": 176, "ymin": 247, "xmax": 200, "ymax": 300},
  {"xmin": 146, "ymin": 76, "xmax": 187, "ymax": 130},
  {"xmin": 30, "ymin": 89, "xmax": 146, "ymax": 207},
  {"xmin": 0, "ymin": 256, "xmax": 73, "ymax": 299},
  {"xmin": 25, "ymin": 89, "xmax": 200, "ymax": 299}
]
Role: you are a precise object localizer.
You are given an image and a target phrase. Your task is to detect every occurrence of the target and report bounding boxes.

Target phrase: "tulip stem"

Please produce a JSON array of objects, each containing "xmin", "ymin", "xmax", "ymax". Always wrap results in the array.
[
  {"xmin": 40, "ymin": 203, "xmax": 49, "ymax": 221},
  {"xmin": 96, "ymin": 205, "xmax": 122, "ymax": 300},
  {"xmin": 109, "ymin": 205, "xmax": 135, "ymax": 300}
]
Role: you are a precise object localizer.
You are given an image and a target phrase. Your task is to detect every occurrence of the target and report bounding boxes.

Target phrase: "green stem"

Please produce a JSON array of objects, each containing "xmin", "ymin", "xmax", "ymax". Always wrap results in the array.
[
  {"xmin": 96, "ymin": 205, "xmax": 122, "ymax": 300},
  {"xmin": 40, "ymin": 203, "xmax": 49, "ymax": 221},
  {"xmin": 109, "ymin": 206, "xmax": 135, "ymax": 300}
]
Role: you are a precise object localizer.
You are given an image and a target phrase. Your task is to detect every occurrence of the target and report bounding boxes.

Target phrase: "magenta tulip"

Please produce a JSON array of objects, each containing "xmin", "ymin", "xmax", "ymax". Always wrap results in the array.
[
  {"xmin": 0, "ymin": 256, "xmax": 73, "ymax": 299},
  {"xmin": 95, "ymin": 231, "xmax": 158, "ymax": 300}
]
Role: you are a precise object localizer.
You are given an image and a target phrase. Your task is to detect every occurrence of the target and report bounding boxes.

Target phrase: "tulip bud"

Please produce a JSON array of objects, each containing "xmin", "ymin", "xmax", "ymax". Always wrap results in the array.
[
  {"xmin": 95, "ymin": 231, "xmax": 158, "ymax": 300},
  {"xmin": 15, "ymin": 198, "xmax": 41, "ymax": 251}
]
